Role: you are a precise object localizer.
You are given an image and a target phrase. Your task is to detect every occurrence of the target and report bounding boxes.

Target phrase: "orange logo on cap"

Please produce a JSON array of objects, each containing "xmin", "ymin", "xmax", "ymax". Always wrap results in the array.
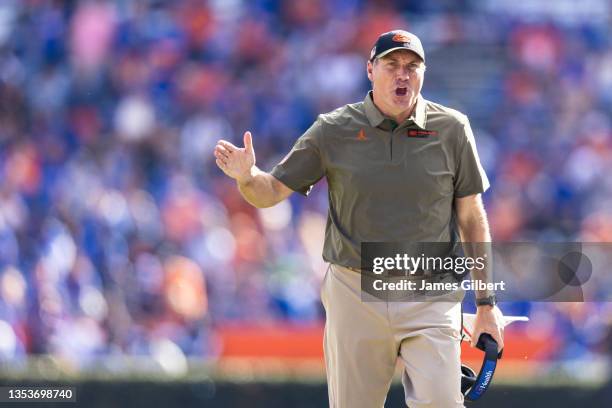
[
  {"xmin": 392, "ymin": 32, "xmax": 411, "ymax": 43},
  {"xmin": 357, "ymin": 129, "xmax": 367, "ymax": 141}
]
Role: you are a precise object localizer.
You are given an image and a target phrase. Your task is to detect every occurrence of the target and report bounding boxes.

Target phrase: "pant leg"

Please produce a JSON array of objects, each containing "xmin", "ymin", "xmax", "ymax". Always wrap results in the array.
[
  {"xmin": 392, "ymin": 301, "xmax": 464, "ymax": 408},
  {"xmin": 322, "ymin": 264, "xmax": 398, "ymax": 408}
]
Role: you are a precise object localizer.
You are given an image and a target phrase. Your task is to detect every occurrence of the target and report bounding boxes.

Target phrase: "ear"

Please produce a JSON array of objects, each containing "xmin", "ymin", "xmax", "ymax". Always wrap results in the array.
[{"xmin": 367, "ymin": 61, "xmax": 374, "ymax": 82}]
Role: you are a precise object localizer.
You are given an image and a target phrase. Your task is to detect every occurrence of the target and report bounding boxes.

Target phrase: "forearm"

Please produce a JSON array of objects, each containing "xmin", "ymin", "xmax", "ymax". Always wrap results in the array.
[
  {"xmin": 461, "ymin": 222, "xmax": 492, "ymax": 295},
  {"xmin": 459, "ymin": 211, "xmax": 490, "ymax": 242},
  {"xmin": 457, "ymin": 200, "xmax": 493, "ymax": 300},
  {"xmin": 237, "ymin": 166, "xmax": 284, "ymax": 208}
]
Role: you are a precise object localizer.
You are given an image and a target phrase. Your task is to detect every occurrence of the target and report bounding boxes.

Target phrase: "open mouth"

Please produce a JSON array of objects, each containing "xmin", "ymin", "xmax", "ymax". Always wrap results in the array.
[{"xmin": 395, "ymin": 87, "xmax": 407, "ymax": 96}]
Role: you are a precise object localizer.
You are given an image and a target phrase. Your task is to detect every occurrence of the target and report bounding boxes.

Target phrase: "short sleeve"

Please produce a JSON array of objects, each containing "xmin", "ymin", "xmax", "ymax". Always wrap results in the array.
[
  {"xmin": 270, "ymin": 117, "xmax": 325, "ymax": 196},
  {"xmin": 454, "ymin": 116, "xmax": 490, "ymax": 197}
]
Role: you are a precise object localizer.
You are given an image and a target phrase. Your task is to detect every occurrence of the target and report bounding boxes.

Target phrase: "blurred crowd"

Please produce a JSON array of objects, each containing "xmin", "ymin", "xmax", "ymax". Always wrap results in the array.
[{"xmin": 0, "ymin": 0, "xmax": 611, "ymax": 372}]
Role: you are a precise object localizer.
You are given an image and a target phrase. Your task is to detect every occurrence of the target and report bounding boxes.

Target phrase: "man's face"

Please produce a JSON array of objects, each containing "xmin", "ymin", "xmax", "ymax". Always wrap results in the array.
[{"xmin": 367, "ymin": 50, "xmax": 425, "ymax": 115}]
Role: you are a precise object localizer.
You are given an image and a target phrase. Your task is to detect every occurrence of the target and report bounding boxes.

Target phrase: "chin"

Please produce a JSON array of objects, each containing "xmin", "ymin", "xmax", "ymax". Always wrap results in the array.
[{"xmin": 391, "ymin": 97, "xmax": 413, "ymax": 109}]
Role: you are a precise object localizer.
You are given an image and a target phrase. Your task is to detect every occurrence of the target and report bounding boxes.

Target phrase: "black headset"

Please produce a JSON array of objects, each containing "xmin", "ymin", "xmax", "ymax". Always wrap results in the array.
[{"xmin": 461, "ymin": 333, "xmax": 503, "ymax": 401}]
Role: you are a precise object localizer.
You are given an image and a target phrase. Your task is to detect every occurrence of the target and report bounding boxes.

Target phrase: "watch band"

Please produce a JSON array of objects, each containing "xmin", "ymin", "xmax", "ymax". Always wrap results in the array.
[{"xmin": 475, "ymin": 295, "xmax": 497, "ymax": 307}]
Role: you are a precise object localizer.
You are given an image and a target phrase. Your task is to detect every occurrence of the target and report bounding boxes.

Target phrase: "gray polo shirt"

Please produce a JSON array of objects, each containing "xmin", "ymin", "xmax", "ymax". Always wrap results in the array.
[{"xmin": 270, "ymin": 91, "xmax": 489, "ymax": 269}]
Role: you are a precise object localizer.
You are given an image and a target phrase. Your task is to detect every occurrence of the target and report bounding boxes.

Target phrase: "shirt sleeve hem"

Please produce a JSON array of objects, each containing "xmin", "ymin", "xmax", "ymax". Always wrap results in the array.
[
  {"xmin": 454, "ymin": 184, "xmax": 489, "ymax": 198},
  {"xmin": 270, "ymin": 167, "xmax": 310, "ymax": 196}
]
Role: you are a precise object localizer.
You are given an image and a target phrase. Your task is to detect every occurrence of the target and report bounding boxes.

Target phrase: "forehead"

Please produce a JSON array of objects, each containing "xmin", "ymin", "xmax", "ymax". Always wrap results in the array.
[{"xmin": 378, "ymin": 49, "xmax": 423, "ymax": 64}]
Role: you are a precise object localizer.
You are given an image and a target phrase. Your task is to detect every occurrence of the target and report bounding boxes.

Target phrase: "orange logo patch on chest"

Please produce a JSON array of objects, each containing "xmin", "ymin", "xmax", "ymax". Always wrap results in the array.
[{"xmin": 357, "ymin": 129, "xmax": 367, "ymax": 140}]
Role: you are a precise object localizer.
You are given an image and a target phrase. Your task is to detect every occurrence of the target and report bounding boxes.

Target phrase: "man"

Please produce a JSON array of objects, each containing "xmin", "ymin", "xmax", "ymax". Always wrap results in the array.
[{"xmin": 214, "ymin": 30, "xmax": 504, "ymax": 408}]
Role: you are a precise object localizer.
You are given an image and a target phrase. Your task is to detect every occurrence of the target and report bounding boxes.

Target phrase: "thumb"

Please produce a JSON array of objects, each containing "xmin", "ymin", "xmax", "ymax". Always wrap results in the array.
[
  {"xmin": 470, "ymin": 330, "xmax": 481, "ymax": 347},
  {"xmin": 243, "ymin": 131, "xmax": 254, "ymax": 152}
]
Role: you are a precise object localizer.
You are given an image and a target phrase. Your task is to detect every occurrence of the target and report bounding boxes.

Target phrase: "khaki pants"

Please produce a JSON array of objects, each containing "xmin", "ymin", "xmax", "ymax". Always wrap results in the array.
[{"xmin": 321, "ymin": 264, "xmax": 464, "ymax": 408}]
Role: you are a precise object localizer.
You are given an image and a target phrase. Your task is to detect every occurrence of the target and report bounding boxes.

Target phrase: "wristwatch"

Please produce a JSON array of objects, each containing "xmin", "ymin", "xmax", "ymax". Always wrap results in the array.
[{"xmin": 475, "ymin": 295, "xmax": 497, "ymax": 307}]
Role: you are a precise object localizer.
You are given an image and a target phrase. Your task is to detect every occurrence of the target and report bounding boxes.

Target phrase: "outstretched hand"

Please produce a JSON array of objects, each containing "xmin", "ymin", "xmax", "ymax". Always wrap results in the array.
[{"xmin": 214, "ymin": 131, "xmax": 256, "ymax": 183}]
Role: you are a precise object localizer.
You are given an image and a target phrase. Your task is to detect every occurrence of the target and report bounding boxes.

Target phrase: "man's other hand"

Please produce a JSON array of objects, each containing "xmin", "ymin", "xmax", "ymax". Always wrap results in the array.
[{"xmin": 471, "ymin": 305, "xmax": 504, "ymax": 353}]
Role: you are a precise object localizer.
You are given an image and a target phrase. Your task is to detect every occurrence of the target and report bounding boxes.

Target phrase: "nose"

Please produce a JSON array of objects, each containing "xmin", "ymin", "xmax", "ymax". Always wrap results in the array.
[
  {"xmin": 397, "ymin": 68, "xmax": 411, "ymax": 81},
  {"xmin": 396, "ymin": 73, "xmax": 410, "ymax": 85}
]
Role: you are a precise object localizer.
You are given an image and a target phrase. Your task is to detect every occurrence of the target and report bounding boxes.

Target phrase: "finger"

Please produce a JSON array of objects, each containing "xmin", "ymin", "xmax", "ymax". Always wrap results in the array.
[
  {"xmin": 215, "ymin": 158, "xmax": 227, "ymax": 168},
  {"xmin": 495, "ymin": 330, "xmax": 505, "ymax": 351},
  {"xmin": 214, "ymin": 146, "xmax": 231, "ymax": 159},
  {"xmin": 218, "ymin": 140, "xmax": 237, "ymax": 152},
  {"xmin": 470, "ymin": 329, "xmax": 482, "ymax": 347},
  {"xmin": 244, "ymin": 131, "xmax": 253, "ymax": 151},
  {"xmin": 216, "ymin": 145, "xmax": 232, "ymax": 155},
  {"xmin": 214, "ymin": 150, "xmax": 229, "ymax": 161}
]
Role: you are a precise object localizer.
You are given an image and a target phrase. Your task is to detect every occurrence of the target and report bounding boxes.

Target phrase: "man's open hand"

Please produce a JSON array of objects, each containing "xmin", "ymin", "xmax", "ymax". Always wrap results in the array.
[{"xmin": 214, "ymin": 131, "xmax": 256, "ymax": 183}]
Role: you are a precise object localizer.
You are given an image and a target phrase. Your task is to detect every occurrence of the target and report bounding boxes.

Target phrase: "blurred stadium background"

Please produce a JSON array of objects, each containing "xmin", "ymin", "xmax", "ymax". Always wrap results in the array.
[{"xmin": 0, "ymin": 0, "xmax": 611, "ymax": 406}]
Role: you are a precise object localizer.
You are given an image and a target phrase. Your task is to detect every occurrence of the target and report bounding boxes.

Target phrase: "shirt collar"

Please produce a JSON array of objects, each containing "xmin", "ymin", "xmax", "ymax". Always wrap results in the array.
[
  {"xmin": 363, "ymin": 91, "xmax": 427, "ymax": 130},
  {"xmin": 412, "ymin": 94, "xmax": 427, "ymax": 130},
  {"xmin": 364, "ymin": 91, "xmax": 386, "ymax": 128}
]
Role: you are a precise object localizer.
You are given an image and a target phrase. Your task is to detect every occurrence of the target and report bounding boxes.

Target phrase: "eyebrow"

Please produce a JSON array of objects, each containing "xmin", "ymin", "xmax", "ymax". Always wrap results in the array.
[{"xmin": 383, "ymin": 57, "xmax": 420, "ymax": 65}]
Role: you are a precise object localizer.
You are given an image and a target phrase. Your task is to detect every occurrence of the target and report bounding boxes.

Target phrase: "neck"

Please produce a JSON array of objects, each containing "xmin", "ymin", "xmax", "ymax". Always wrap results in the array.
[
  {"xmin": 394, "ymin": 108, "xmax": 414, "ymax": 124},
  {"xmin": 372, "ymin": 93, "xmax": 418, "ymax": 124}
]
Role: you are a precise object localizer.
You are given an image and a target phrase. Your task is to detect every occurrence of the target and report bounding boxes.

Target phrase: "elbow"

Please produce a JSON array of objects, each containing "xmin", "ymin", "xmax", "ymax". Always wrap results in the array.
[
  {"xmin": 253, "ymin": 201, "xmax": 275, "ymax": 209},
  {"xmin": 250, "ymin": 195, "xmax": 283, "ymax": 209}
]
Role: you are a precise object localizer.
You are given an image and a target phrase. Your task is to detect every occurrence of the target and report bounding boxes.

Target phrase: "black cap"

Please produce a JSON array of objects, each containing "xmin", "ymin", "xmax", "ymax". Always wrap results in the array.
[{"xmin": 369, "ymin": 30, "xmax": 425, "ymax": 62}]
